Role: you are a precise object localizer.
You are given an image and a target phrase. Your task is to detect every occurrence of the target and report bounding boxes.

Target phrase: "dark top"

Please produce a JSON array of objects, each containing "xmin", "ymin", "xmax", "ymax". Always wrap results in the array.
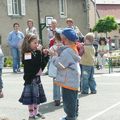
[{"xmin": 22, "ymin": 50, "xmax": 49, "ymax": 85}]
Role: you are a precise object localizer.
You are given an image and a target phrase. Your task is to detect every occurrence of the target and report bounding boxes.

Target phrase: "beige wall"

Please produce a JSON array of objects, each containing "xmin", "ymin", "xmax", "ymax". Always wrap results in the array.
[
  {"xmin": 0, "ymin": 0, "xmax": 39, "ymax": 55},
  {"xmin": 89, "ymin": 0, "xmax": 96, "ymax": 29},
  {"xmin": 41, "ymin": 0, "xmax": 89, "ymax": 45},
  {"xmin": 0, "ymin": 0, "xmax": 89, "ymax": 56}
]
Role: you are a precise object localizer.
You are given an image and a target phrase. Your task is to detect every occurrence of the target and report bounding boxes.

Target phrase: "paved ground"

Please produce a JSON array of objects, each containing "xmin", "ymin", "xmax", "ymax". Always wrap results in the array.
[{"xmin": 0, "ymin": 68, "xmax": 120, "ymax": 120}]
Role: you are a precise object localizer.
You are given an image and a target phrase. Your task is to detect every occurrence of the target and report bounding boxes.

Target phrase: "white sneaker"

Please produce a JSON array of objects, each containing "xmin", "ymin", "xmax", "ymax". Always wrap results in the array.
[{"xmin": 59, "ymin": 116, "xmax": 67, "ymax": 120}]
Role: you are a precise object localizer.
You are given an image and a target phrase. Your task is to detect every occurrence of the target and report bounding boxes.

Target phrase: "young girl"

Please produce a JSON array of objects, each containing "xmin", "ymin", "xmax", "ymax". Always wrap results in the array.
[
  {"xmin": 49, "ymin": 30, "xmax": 64, "ymax": 106},
  {"xmin": 19, "ymin": 34, "xmax": 49, "ymax": 119},
  {"xmin": 97, "ymin": 37, "xmax": 109, "ymax": 69}
]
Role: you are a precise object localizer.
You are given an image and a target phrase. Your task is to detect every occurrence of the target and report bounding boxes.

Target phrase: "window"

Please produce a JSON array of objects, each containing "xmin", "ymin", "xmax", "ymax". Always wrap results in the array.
[
  {"xmin": 59, "ymin": 0, "xmax": 67, "ymax": 18},
  {"xmin": 7, "ymin": 0, "xmax": 25, "ymax": 16}
]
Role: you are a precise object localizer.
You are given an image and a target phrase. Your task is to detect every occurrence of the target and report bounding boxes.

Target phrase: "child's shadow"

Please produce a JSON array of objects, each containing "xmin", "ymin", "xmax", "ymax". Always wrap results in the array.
[{"xmin": 38, "ymin": 101, "xmax": 63, "ymax": 114}]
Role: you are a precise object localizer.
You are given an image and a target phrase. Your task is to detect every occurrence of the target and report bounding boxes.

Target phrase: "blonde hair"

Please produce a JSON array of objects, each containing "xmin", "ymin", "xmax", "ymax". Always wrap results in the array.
[{"xmin": 84, "ymin": 32, "xmax": 94, "ymax": 43}]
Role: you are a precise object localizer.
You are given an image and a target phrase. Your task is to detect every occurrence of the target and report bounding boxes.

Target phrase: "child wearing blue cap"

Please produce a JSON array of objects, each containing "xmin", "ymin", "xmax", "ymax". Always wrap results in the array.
[{"xmin": 53, "ymin": 28, "xmax": 81, "ymax": 120}]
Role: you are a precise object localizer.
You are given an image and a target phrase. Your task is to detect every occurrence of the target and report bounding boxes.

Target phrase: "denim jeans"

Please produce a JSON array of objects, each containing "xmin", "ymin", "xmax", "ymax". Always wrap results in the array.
[
  {"xmin": 0, "ymin": 69, "xmax": 3, "ymax": 90},
  {"xmin": 10, "ymin": 47, "xmax": 20, "ymax": 72},
  {"xmin": 81, "ymin": 65, "xmax": 96, "ymax": 93},
  {"xmin": 62, "ymin": 88, "xmax": 79, "ymax": 120},
  {"xmin": 53, "ymin": 78, "xmax": 61, "ymax": 100}
]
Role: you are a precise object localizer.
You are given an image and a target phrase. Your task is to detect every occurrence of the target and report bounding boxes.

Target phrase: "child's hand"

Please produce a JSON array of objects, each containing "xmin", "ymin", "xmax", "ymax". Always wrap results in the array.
[
  {"xmin": 37, "ymin": 44, "xmax": 43, "ymax": 51},
  {"xmin": 43, "ymin": 49, "xmax": 49, "ymax": 55},
  {"xmin": 49, "ymin": 49, "xmax": 58, "ymax": 57}
]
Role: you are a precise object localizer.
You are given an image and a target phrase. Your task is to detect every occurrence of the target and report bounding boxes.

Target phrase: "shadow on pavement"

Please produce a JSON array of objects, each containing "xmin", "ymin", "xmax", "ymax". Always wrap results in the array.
[{"xmin": 39, "ymin": 101, "xmax": 63, "ymax": 114}]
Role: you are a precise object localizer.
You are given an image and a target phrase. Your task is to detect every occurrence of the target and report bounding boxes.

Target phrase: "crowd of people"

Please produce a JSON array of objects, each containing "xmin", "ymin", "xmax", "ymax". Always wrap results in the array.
[{"xmin": 0, "ymin": 18, "xmax": 110, "ymax": 120}]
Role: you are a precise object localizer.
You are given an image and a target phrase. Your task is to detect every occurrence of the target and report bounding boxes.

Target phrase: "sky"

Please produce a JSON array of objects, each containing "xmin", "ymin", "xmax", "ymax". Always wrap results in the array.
[{"xmin": 96, "ymin": 0, "xmax": 120, "ymax": 4}]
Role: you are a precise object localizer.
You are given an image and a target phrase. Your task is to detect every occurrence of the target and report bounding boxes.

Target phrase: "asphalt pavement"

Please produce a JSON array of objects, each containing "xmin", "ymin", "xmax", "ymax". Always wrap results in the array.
[{"xmin": 0, "ymin": 67, "xmax": 120, "ymax": 120}]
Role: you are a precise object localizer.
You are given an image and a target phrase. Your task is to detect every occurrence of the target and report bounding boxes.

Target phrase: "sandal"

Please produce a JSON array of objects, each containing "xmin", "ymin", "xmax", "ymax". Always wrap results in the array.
[{"xmin": 36, "ymin": 113, "xmax": 45, "ymax": 119}]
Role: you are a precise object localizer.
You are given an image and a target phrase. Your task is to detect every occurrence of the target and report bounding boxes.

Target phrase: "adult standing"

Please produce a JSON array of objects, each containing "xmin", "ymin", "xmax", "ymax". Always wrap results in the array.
[
  {"xmin": 7, "ymin": 22, "xmax": 24, "ymax": 73},
  {"xmin": 26, "ymin": 19, "xmax": 39, "ymax": 40},
  {"xmin": 47, "ymin": 19, "xmax": 58, "ymax": 47},
  {"xmin": 66, "ymin": 18, "xmax": 84, "ymax": 42}
]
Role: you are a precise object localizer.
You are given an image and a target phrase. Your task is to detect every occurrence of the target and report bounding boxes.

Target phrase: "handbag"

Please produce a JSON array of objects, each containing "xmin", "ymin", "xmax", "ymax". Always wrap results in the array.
[{"xmin": 48, "ymin": 58, "xmax": 57, "ymax": 78}]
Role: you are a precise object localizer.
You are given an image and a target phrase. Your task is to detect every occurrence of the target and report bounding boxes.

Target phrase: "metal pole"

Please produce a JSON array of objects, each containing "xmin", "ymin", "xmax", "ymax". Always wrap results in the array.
[
  {"xmin": 94, "ymin": 0, "xmax": 97, "ymax": 24},
  {"xmin": 94, "ymin": 0, "xmax": 97, "ymax": 38},
  {"xmin": 37, "ymin": 0, "xmax": 41, "ymax": 43}
]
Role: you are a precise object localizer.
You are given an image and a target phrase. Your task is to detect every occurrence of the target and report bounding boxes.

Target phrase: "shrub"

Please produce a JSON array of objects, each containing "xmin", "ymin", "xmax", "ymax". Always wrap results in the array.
[{"xmin": 4, "ymin": 57, "xmax": 13, "ymax": 67}]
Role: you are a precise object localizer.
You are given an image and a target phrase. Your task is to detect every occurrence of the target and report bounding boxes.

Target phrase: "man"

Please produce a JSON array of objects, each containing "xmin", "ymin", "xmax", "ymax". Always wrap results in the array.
[
  {"xmin": 7, "ymin": 23, "xmax": 24, "ymax": 73},
  {"xmin": 47, "ymin": 19, "xmax": 58, "ymax": 47}
]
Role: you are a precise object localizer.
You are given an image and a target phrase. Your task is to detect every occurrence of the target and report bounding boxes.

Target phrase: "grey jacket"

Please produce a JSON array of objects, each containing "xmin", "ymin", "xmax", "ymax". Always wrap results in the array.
[{"xmin": 53, "ymin": 46, "xmax": 81, "ymax": 90}]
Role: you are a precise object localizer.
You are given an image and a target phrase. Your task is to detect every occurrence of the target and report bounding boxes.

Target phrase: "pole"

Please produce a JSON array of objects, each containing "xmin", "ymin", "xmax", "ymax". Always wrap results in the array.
[
  {"xmin": 94, "ymin": 0, "xmax": 97, "ymax": 38},
  {"xmin": 37, "ymin": 0, "xmax": 41, "ymax": 43},
  {"xmin": 94, "ymin": 0, "xmax": 96, "ymax": 24}
]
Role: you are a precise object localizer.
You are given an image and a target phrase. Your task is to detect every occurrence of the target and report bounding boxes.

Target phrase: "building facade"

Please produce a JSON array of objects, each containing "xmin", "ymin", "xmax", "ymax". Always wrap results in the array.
[{"xmin": 0, "ymin": 0, "xmax": 91, "ymax": 56}]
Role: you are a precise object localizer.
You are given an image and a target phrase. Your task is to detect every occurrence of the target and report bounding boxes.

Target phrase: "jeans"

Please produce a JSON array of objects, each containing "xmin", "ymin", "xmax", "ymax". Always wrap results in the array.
[
  {"xmin": 53, "ymin": 78, "xmax": 61, "ymax": 100},
  {"xmin": 81, "ymin": 65, "xmax": 96, "ymax": 93},
  {"xmin": 0, "ymin": 69, "xmax": 3, "ymax": 90},
  {"xmin": 11, "ymin": 47, "xmax": 20, "ymax": 72},
  {"xmin": 62, "ymin": 88, "xmax": 79, "ymax": 120}
]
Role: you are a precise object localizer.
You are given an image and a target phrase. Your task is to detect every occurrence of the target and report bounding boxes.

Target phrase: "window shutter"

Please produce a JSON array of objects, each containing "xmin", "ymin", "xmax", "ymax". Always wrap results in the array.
[
  {"xmin": 7, "ymin": 0, "xmax": 13, "ymax": 15},
  {"xmin": 21, "ymin": 0, "xmax": 25, "ymax": 15}
]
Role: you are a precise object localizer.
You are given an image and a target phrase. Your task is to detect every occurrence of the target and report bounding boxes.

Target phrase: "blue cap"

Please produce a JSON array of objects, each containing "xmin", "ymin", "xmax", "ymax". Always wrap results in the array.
[{"xmin": 62, "ymin": 28, "xmax": 78, "ymax": 42}]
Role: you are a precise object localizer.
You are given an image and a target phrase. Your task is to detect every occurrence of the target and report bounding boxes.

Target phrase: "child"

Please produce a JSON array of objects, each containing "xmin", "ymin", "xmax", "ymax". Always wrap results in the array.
[
  {"xmin": 0, "ymin": 46, "xmax": 4, "ymax": 98},
  {"xmin": 80, "ymin": 33, "xmax": 97, "ymax": 94},
  {"xmin": 53, "ymin": 28, "xmax": 81, "ymax": 120},
  {"xmin": 49, "ymin": 29, "xmax": 64, "ymax": 106},
  {"xmin": 19, "ymin": 34, "xmax": 49, "ymax": 119},
  {"xmin": 97, "ymin": 37, "xmax": 109, "ymax": 69}
]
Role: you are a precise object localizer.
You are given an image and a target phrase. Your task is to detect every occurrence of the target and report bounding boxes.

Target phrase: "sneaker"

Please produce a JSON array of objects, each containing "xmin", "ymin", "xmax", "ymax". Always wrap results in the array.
[
  {"xmin": 54, "ymin": 100, "xmax": 61, "ymax": 106},
  {"xmin": 13, "ymin": 69, "xmax": 18, "ymax": 73},
  {"xmin": 43, "ymin": 71, "xmax": 48, "ymax": 75},
  {"xmin": 29, "ymin": 116, "xmax": 35, "ymax": 120},
  {"xmin": 0, "ymin": 91, "xmax": 4, "ymax": 98},
  {"xmin": 91, "ymin": 91, "xmax": 97, "ymax": 94},
  {"xmin": 59, "ymin": 116, "xmax": 67, "ymax": 120},
  {"xmin": 36, "ymin": 113, "xmax": 45, "ymax": 119},
  {"xmin": 29, "ymin": 115, "xmax": 39, "ymax": 120},
  {"xmin": 17, "ymin": 68, "xmax": 21, "ymax": 72},
  {"xmin": 81, "ymin": 91, "xmax": 88, "ymax": 94}
]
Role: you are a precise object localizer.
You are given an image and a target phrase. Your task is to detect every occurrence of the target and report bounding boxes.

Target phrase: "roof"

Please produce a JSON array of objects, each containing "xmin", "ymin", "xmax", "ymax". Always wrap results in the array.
[
  {"xmin": 96, "ymin": 0, "xmax": 120, "ymax": 4},
  {"xmin": 97, "ymin": 4, "xmax": 120, "ymax": 23}
]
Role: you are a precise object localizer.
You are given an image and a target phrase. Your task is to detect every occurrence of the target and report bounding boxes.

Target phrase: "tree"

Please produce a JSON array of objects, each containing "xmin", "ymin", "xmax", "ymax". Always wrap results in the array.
[
  {"xmin": 93, "ymin": 16, "xmax": 118, "ymax": 73},
  {"xmin": 93, "ymin": 16, "xmax": 118, "ymax": 36}
]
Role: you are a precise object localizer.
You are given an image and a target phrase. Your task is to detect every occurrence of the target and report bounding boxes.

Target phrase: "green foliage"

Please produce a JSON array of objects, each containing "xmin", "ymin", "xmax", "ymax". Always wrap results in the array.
[
  {"xmin": 4, "ymin": 57, "xmax": 13, "ymax": 67},
  {"xmin": 93, "ymin": 16, "xmax": 118, "ymax": 33},
  {"xmin": 4, "ymin": 57, "xmax": 23, "ymax": 67}
]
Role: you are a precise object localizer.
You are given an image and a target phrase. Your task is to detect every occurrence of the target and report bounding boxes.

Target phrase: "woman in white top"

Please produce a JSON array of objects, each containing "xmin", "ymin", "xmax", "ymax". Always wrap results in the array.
[{"xmin": 97, "ymin": 37, "xmax": 109, "ymax": 69}]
